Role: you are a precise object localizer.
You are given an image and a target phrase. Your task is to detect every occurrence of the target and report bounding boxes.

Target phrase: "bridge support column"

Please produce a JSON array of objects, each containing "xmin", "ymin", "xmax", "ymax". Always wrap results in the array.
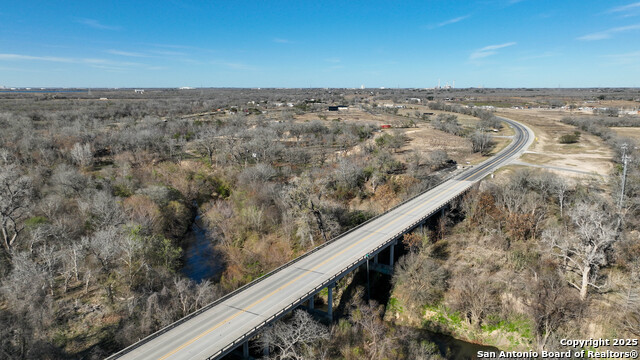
[
  {"xmin": 327, "ymin": 284, "xmax": 334, "ymax": 320},
  {"xmin": 389, "ymin": 241, "xmax": 395, "ymax": 268},
  {"xmin": 374, "ymin": 253, "xmax": 378, "ymax": 264},
  {"xmin": 366, "ymin": 257, "xmax": 370, "ymax": 301},
  {"xmin": 243, "ymin": 341, "xmax": 249, "ymax": 359},
  {"xmin": 308, "ymin": 295, "xmax": 314, "ymax": 310}
]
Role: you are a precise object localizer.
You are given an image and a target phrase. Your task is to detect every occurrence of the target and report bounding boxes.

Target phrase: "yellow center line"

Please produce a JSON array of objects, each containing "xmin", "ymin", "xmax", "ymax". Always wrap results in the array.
[{"xmin": 157, "ymin": 122, "xmax": 527, "ymax": 360}]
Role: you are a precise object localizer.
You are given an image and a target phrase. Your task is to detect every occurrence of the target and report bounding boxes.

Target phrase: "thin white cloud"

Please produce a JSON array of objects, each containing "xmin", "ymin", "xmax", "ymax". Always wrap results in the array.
[
  {"xmin": 273, "ymin": 38, "xmax": 292, "ymax": 44},
  {"xmin": 608, "ymin": 2, "xmax": 640, "ymax": 13},
  {"xmin": 105, "ymin": 49, "xmax": 148, "ymax": 57},
  {"xmin": 212, "ymin": 60, "xmax": 257, "ymax": 71},
  {"xmin": 325, "ymin": 57, "xmax": 341, "ymax": 63},
  {"xmin": 0, "ymin": 54, "xmax": 75, "ymax": 63},
  {"xmin": 434, "ymin": 15, "xmax": 470, "ymax": 28},
  {"xmin": 519, "ymin": 51, "xmax": 557, "ymax": 60},
  {"xmin": 148, "ymin": 43, "xmax": 217, "ymax": 54},
  {"xmin": 0, "ymin": 66, "xmax": 42, "ymax": 73},
  {"xmin": 0, "ymin": 53, "xmax": 144, "ymax": 68},
  {"xmin": 77, "ymin": 18, "xmax": 121, "ymax": 30},
  {"xmin": 578, "ymin": 24, "xmax": 640, "ymax": 40},
  {"xmin": 470, "ymin": 42, "xmax": 516, "ymax": 59},
  {"xmin": 90, "ymin": 64, "xmax": 128, "ymax": 72},
  {"xmin": 149, "ymin": 49, "xmax": 187, "ymax": 57},
  {"xmin": 602, "ymin": 50, "xmax": 640, "ymax": 64}
]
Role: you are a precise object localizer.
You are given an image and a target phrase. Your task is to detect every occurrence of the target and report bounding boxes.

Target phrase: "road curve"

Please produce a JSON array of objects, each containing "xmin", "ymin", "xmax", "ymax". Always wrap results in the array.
[{"xmin": 109, "ymin": 116, "xmax": 534, "ymax": 360}]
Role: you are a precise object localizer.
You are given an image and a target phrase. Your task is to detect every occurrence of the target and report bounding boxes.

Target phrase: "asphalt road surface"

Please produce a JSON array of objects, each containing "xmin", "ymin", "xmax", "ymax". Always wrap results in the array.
[{"xmin": 110, "ymin": 116, "xmax": 534, "ymax": 360}]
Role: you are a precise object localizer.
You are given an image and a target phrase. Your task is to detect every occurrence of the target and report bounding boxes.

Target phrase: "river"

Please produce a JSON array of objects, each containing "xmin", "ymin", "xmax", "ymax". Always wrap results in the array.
[{"xmin": 181, "ymin": 206, "xmax": 224, "ymax": 282}]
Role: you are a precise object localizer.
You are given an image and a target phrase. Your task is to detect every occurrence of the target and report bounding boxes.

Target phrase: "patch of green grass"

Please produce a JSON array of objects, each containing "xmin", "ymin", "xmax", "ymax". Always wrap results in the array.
[
  {"xmin": 112, "ymin": 183, "xmax": 133, "ymax": 197},
  {"xmin": 25, "ymin": 216, "xmax": 48, "ymax": 228},
  {"xmin": 421, "ymin": 304, "xmax": 463, "ymax": 329},
  {"xmin": 448, "ymin": 310, "xmax": 464, "ymax": 327},
  {"xmin": 481, "ymin": 314, "xmax": 533, "ymax": 342},
  {"xmin": 388, "ymin": 297, "xmax": 404, "ymax": 314}
]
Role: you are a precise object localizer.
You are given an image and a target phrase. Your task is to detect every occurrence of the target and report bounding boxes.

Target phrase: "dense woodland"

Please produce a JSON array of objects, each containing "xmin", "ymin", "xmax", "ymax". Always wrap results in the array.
[{"xmin": 0, "ymin": 88, "xmax": 639, "ymax": 359}]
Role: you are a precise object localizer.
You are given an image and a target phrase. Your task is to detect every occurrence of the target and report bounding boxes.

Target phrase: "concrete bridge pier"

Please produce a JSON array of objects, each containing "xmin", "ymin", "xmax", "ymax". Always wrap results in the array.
[
  {"xmin": 369, "ymin": 239, "xmax": 397, "ymax": 275},
  {"xmin": 308, "ymin": 294, "xmax": 314, "ymax": 310},
  {"xmin": 242, "ymin": 341, "xmax": 249, "ymax": 359},
  {"xmin": 327, "ymin": 283, "xmax": 334, "ymax": 320},
  {"xmin": 389, "ymin": 240, "xmax": 395, "ymax": 267}
]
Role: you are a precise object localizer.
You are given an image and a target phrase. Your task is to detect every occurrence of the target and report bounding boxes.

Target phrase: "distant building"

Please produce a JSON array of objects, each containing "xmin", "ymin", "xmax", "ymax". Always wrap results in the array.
[
  {"xmin": 328, "ymin": 105, "xmax": 348, "ymax": 111},
  {"xmin": 328, "ymin": 106, "xmax": 339, "ymax": 111},
  {"xmin": 134, "ymin": 89, "xmax": 144, "ymax": 94}
]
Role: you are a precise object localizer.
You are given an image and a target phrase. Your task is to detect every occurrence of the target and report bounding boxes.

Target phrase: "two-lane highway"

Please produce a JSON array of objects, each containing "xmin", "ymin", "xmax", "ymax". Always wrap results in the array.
[{"xmin": 109, "ymin": 116, "xmax": 534, "ymax": 360}]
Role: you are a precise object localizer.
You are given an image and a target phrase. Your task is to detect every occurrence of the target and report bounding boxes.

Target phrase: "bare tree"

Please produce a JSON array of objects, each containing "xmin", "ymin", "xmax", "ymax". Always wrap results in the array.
[
  {"xmin": 0, "ymin": 164, "xmax": 32, "ymax": 254},
  {"xmin": 525, "ymin": 262, "xmax": 582, "ymax": 351},
  {"xmin": 51, "ymin": 163, "xmax": 86, "ymax": 196},
  {"xmin": 285, "ymin": 175, "xmax": 340, "ymax": 247},
  {"xmin": 70, "ymin": 142, "xmax": 93, "ymax": 168},
  {"xmin": 83, "ymin": 226, "xmax": 122, "ymax": 302},
  {"xmin": 78, "ymin": 190, "xmax": 126, "ymax": 230},
  {"xmin": 347, "ymin": 288, "xmax": 391, "ymax": 360},
  {"xmin": 544, "ymin": 199, "xmax": 618, "ymax": 300},
  {"xmin": 393, "ymin": 251, "xmax": 448, "ymax": 308},
  {"xmin": 470, "ymin": 130, "xmax": 494, "ymax": 155},
  {"xmin": 195, "ymin": 127, "xmax": 219, "ymax": 165},
  {"xmin": 173, "ymin": 277, "xmax": 195, "ymax": 317},
  {"xmin": 551, "ymin": 177, "xmax": 570, "ymax": 218},
  {"xmin": 427, "ymin": 150, "xmax": 449, "ymax": 171},
  {"xmin": 261, "ymin": 310, "xmax": 329, "ymax": 360},
  {"xmin": 447, "ymin": 277, "xmax": 498, "ymax": 327},
  {"xmin": 617, "ymin": 264, "xmax": 640, "ymax": 336}
]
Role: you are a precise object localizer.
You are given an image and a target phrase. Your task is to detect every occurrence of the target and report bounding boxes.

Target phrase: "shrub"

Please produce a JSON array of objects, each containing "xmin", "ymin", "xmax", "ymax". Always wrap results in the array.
[{"xmin": 559, "ymin": 132, "xmax": 580, "ymax": 144}]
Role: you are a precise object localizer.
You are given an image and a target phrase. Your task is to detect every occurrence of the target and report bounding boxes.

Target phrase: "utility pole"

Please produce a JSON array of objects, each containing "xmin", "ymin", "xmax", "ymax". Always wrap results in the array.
[{"xmin": 618, "ymin": 143, "xmax": 629, "ymax": 211}]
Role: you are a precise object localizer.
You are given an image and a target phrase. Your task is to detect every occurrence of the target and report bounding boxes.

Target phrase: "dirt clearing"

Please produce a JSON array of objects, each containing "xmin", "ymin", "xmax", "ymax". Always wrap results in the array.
[{"xmin": 496, "ymin": 108, "xmax": 613, "ymax": 178}]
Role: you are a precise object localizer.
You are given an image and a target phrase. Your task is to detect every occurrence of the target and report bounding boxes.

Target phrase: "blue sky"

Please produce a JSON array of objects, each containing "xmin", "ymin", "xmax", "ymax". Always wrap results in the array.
[{"xmin": 1, "ymin": 0, "xmax": 639, "ymax": 88}]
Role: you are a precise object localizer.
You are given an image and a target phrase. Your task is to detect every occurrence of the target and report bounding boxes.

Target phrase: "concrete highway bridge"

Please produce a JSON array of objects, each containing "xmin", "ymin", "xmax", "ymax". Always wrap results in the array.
[{"xmin": 108, "ymin": 116, "xmax": 534, "ymax": 360}]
